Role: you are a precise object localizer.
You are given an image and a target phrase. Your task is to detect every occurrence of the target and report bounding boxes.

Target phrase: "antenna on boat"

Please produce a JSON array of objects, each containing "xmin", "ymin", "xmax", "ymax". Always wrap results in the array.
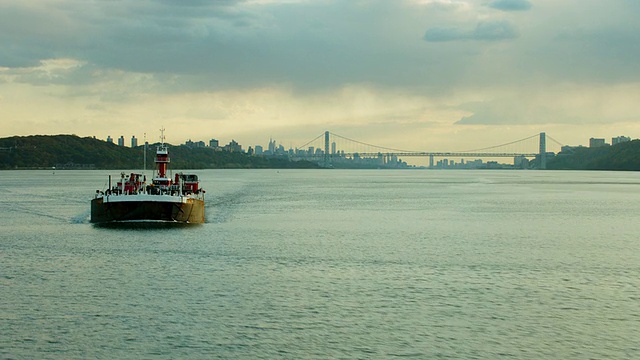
[
  {"xmin": 160, "ymin": 127, "xmax": 166, "ymax": 145},
  {"xmin": 143, "ymin": 132, "xmax": 147, "ymax": 173}
]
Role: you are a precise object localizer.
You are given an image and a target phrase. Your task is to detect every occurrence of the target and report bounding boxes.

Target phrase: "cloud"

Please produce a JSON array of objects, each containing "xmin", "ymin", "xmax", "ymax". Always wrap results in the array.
[
  {"xmin": 2, "ymin": 0, "xmax": 640, "ymax": 151},
  {"xmin": 409, "ymin": 0, "xmax": 472, "ymax": 11},
  {"xmin": 422, "ymin": 27, "xmax": 465, "ymax": 42},
  {"xmin": 474, "ymin": 20, "xmax": 519, "ymax": 40},
  {"xmin": 456, "ymin": 102, "xmax": 557, "ymax": 125},
  {"xmin": 2, "ymin": 0, "xmax": 632, "ymax": 94},
  {"xmin": 455, "ymin": 84, "xmax": 640, "ymax": 126},
  {"xmin": 488, "ymin": 0, "xmax": 532, "ymax": 12},
  {"xmin": 424, "ymin": 20, "xmax": 518, "ymax": 42}
]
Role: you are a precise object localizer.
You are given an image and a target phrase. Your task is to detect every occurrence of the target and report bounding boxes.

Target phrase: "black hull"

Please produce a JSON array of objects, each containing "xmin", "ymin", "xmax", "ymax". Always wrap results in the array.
[{"xmin": 91, "ymin": 197, "xmax": 205, "ymax": 224}]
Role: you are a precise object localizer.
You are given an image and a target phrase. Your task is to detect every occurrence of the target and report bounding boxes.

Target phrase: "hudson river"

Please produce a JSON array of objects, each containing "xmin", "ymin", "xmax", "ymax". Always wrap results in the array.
[{"xmin": 2, "ymin": 169, "xmax": 639, "ymax": 359}]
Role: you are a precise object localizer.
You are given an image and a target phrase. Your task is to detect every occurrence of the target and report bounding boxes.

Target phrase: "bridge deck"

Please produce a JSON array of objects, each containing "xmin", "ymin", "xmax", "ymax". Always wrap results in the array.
[{"xmin": 302, "ymin": 152, "xmax": 539, "ymax": 158}]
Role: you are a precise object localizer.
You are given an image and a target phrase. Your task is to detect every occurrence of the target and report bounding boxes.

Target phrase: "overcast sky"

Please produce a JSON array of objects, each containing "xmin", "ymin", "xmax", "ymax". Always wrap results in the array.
[{"xmin": 1, "ymin": 0, "xmax": 639, "ymax": 153}]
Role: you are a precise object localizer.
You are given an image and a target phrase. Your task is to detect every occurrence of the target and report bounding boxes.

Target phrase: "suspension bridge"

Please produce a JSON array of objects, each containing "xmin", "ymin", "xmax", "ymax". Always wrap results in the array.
[{"xmin": 291, "ymin": 131, "xmax": 564, "ymax": 169}]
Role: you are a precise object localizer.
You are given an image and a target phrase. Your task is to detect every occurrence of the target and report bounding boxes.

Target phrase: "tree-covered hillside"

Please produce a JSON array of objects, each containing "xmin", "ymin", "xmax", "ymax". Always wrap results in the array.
[
  {"xmin": 0, "ymin": 135, "xmax": 318, "ymax": 170},
  {"xmin": 547, "ymin": 140, "xmax": 640, "ymax": 170}
]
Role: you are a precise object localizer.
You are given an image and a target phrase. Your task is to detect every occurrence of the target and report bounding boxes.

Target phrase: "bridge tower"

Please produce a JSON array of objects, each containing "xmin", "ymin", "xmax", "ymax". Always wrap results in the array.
[
  {"xmin": 324, "ymin": 131, "xmax": 331, "ymax": 167},
  {"xmin": 539, "ymin": 132, "xmax": 546, "ymax": 170}
]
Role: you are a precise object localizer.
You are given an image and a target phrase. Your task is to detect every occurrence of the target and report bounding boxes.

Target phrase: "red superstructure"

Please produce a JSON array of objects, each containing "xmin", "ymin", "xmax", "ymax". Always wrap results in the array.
[
  {"xmin": 152, "ymin": 128, "xmax": 171, "ymax": 189},
  {"xmin": 156, "ymin": 147, "xmax": 169, "ymax": 178}
]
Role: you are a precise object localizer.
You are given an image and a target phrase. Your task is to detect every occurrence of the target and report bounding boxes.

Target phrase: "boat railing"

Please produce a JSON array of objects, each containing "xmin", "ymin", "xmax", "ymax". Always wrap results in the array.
[
  {"xmin": 98, "ymin": 171, "xmax": 204, "ymax": 199},
  {"xmin": 97, "ymin": 187, "xmax": 205, "ymax": 199}
]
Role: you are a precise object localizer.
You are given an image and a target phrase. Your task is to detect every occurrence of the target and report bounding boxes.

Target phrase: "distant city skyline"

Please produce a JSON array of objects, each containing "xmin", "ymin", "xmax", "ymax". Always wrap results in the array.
[
  {"xmin": 99, "ymin": 130, "xmax": 633, "ymax": 168},
  {"xmin": 102, "ymin": 132, "xmax": 634, "ymax": 153},
  {"xmin": 1, "ymin": 1, "xmax": 640, "ymax": 152}
]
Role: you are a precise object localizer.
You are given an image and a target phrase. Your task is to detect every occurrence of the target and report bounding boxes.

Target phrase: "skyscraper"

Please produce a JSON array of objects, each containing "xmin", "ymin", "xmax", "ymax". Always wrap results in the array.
[
  {"xmin": 268, "ymin": 138, "xmax": 276, "ymax": 154},
  {"xmin": 612, "ymin": 136, "xmax": 631, "ymax": 145}
]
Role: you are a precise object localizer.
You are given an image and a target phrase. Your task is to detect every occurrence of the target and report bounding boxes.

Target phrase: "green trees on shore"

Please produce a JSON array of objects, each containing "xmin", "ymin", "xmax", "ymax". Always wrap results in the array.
[
  {"xmin": 0, "ymin": 135, "xmax": 318, "ymax": 170},
  {"xmin": 547, "ymin": 140, "xmax": 640, "ymax": 171}
]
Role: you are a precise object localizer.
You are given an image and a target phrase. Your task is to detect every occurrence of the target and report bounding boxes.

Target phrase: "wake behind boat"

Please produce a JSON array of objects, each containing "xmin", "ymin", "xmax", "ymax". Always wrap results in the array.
[{"xmin": 90, "ymin": 130, "xmax": 205, "ymax": 224}]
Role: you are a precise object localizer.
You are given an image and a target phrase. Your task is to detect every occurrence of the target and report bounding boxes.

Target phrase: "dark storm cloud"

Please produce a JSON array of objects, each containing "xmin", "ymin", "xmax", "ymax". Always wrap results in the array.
[
  {"xmin": 0, "ymin": 0, "xmax": 254, "ymax": 68},
  {"xmin": 53, "ymin": 0, "xmax": 448, "ymax": 91},
  {"xmin": 0, "ymin": 4, "xmax": 78, "ymax": 67},
  {"xmin": 488, "ymin": 0, "xmax": 532, "ymax": 12},
  {"xmin": 0, "ymin": 0, "xmax": 274, "ymax": 89},
  {"xmin": 2, "ymin": 0, "xmax": 640, "ymax": 99}
]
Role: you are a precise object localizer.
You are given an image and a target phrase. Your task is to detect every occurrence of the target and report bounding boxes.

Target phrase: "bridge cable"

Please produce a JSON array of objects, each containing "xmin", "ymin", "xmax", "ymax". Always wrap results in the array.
[
  {"xmin": 545, "ymin": 135, "xmax": 565, "ymax": 148},
  {"xmin": 457, "ymin": 133, "xmax": 539, "ymax": 153},
  {"xmin": 300, "ymin": 131, "xmax": 552, "ymax": 155},
  {"xmin": 296, "ymin": 133, "xmax": 325, "ymax": 150},
  {"xmin": 330, "ymin": 132, "xmax": 417, "ymax": 153}
]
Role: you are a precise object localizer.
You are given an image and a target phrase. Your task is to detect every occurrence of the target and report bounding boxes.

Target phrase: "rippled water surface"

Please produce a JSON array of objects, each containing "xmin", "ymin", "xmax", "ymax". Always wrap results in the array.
[{"xmin": 2, "ymin": 169, "xmax": 640, "ymax": 359}]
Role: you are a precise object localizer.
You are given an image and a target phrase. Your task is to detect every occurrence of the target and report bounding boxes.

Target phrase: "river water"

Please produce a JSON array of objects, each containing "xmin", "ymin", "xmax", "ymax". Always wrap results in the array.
[{"xmin": 1, "ymin": 169, "xmax": 639, "ymax": 359}]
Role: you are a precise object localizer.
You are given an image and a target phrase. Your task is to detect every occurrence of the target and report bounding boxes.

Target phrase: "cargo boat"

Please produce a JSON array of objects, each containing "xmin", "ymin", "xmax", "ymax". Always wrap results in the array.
[{"xmin": 90, "ymin": 131, "xmax": 205, "ymax": 223}]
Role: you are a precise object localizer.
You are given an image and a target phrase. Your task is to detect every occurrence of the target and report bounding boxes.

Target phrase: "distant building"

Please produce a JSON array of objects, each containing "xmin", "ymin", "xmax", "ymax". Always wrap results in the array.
[
  {"xmin": 107, "ymin": 136, "xmax": 113, "ymax": 144},
  {"xmin": 268, "ymin": 138, "xmax": 276, "ymax": 154},
  {"xmin": 612, "ymin": 136, "xmax": 631, "ymax": 146},
  {"xmin": 131, "ymin": 136, "xmax": 138, "ymax": 148},
  {"xmin": 224, "ymin": 140, "xmax": 242, "ymax": 152},
  {"xmin": 467, "ymin": 159, "xmax": 483, "ymax": 168},
  {"xmin": 589, "ymin": 138, "xmax": 607, "ymax": 148},
  {"xmin": 255, "ymin": 145, "xmax": 264, "ymax": 155},
  {"xmin": 514, "ymin": 155, "xmax": 530, "ymax": 169},
  {"xmin": 118, "ymin": 136, "xmax": 125, "ymax": 147},
  {"xmin": 209, "ymin": 139, "xmax": 219, "ymax": 148}
]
